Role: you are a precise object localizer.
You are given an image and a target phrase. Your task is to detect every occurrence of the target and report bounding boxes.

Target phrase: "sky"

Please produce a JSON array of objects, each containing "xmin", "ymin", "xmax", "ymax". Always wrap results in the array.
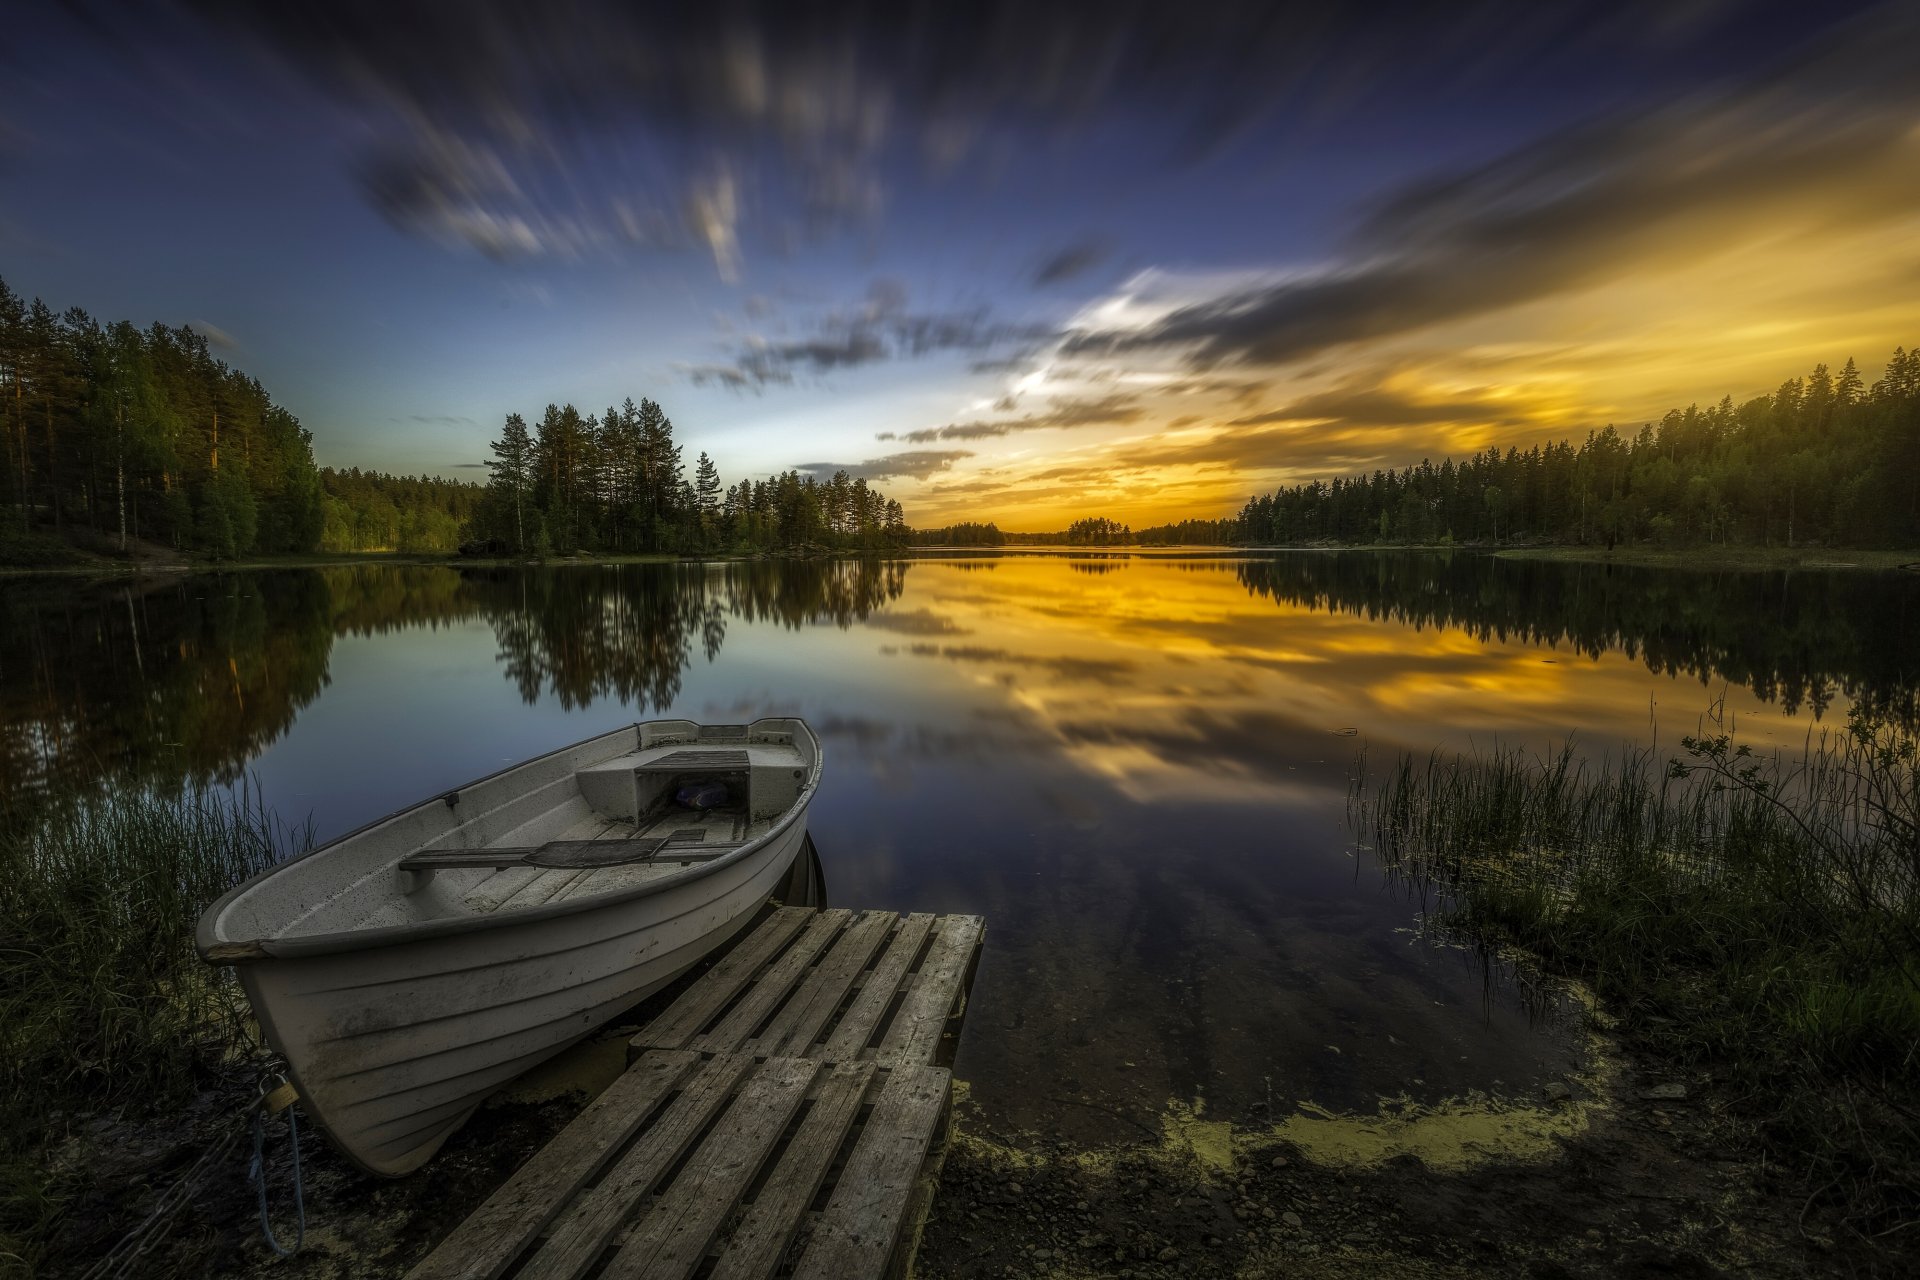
[{"xmin": 5, "ymin": 1, "xmax": 1919, "ymax": 529}]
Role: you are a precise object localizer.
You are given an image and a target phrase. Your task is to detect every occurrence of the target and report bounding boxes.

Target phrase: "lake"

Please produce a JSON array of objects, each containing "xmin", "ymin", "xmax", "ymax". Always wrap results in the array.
[{"xmin": 5, "ymin": 551, "xmax": 1916, "ymax": 1147}]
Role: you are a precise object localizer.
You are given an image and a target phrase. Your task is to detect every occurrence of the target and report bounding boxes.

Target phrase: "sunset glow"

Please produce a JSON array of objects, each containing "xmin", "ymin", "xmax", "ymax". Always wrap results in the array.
[{"xmin": 8, "ymin": 3, "xmax": 1916, "ymax": 531}]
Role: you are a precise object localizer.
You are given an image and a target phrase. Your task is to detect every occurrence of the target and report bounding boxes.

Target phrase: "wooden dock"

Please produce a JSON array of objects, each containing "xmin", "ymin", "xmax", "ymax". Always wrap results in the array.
[{"xmin": 407, "ymin": 906, "xmax": 985, "ymax": 1280}]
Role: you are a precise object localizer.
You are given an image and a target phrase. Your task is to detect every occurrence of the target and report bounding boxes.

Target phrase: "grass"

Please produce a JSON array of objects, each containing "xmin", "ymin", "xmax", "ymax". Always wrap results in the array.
[
  {"xmin": 0, "ymin": 787, "xmax": 306, "ymax": 1274},
  {"xmin": 1352, "ymin": 707, "xmax": 1920, "ymax": 1243}
]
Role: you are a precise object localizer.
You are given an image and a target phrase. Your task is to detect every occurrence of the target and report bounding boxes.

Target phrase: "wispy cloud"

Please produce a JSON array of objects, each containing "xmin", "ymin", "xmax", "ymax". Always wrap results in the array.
[
  {"xmin": 96, "ymin": 1, "xmax": 1752, "ymax": 274},
  {"xmin": 688, "ymin": 280, "xmax": 1048, "ymax": 390},
  {"xmin": 795, "ymin": 450, "xmax": 973, "ymax": 481},
  {"xmin": 1062, "ymin": 11, "xmax": 1920, "ymax": 371},
  {"xmin": 1228, "ymin": 379, "xmax": 1527, "ymax": 429},
  {"xmin": 898, "ymin": 392, "xmax": 1146, "ymax": 443},
  {"xmin": 189, "ymin": 319, "xmax": 240, "ymax": 351},
  {"xmin": 1033, "ymin": 239, "xmax": 1110, "ymax": 286}
]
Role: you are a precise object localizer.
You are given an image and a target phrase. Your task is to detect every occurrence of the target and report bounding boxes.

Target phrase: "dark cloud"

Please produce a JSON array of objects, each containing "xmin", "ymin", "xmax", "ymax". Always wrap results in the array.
[
  {"xmin": 1063, "ymin": 10, "xmax": 1920, "ymax": 368},
  {"xmin": 682, "ymin": 363, "xmax": 772, "ymax": 391},
  {"xmin": 969, "ymin": 356, "xmax": 1030, "ymax": 375},
  {"xmin": 1229, "ymin": 381, "xmax": 1524, "ymax": 428},
  {"xmin": 1114, "ymin": 423, "xmax": 1424, "ymax": 473},
  {"xmin": 397, "ymin": 413, "xmax": 478, "ymax": 425},
  {"xmin": 1034, "ymin": 240, "xmax": 1110, "ymax": 286},
  {"xmin": 691, "ymin": 283, "xmax": 1049, "ymax": 389},
  {"xmin": 89, "ymin": 1, "xmax": 1782, "ymax": 269},
  {"xmin": 795, "ymin": 450, "xmax": 973, "ymax": 481},
  {"xmin": 900, "ymin": 392, "xmax": 1146, "ymax": 443}
]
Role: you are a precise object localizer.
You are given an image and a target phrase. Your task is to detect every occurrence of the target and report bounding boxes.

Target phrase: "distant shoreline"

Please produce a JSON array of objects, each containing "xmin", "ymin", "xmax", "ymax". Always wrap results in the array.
[{"xmin": 7, "ymin": 541, "xmax": 1919, "ymax": 579}]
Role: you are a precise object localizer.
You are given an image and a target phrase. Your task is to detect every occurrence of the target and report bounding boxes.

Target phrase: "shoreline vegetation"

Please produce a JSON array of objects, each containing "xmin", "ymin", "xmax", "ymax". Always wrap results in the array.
[
  {"xmin": 0, "ymin": 788, "xmax": 303, "ymax": 1276},
  {"xmin": 7, "ymin": 706, "xmax": 1917, "ymax": 1274},
  {"xmin": 1353, "ymin": 710, "xmax": 1920, "ymax": 1252},
  {"xmin": 6, "ymin": 275, "xmax": 1917, "ymax": 578},
  {"xmin": 7, "ymin": 539, "xmax": 1918, "ymax": 580}
]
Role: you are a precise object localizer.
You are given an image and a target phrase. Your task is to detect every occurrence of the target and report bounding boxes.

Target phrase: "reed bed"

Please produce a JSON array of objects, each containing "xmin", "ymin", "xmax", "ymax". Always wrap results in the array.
[
  {"xmin": 0, "ymin": 787, "xmax": 304, "ymax": 1271},
  {"xmin": 1353, "ymin": 707, "xmax": 1920, "ymax": 1238},
  {"xmin": 0, "ymin": 787, "xmax": 303, "ymax": 1113}
]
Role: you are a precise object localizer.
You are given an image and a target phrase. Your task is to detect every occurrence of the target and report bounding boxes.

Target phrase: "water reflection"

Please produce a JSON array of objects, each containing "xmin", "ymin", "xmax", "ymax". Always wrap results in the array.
[
  {"xmin": 1229, "ymin": 551, "xmax": 1919, "ymax": 726},
  {"xmin": 0, "ymin": 560, "xmax": 906, "ymax": 808},
  {"xmin": 5, "ymin": 552, "xmax": 1917, "ymax": 1143}
]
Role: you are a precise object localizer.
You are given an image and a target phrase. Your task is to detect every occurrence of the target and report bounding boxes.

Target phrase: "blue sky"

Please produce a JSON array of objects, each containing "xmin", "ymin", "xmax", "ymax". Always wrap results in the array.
[{"xmin": 6, "ymin": 2, "xmax": 1916, "ymax": 526}]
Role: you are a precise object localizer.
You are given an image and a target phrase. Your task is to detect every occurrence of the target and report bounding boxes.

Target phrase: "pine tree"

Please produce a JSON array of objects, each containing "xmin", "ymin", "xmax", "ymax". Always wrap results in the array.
[
  {"xmin": 694, "ymin": 452, "xmax": 721, "ymax": 515},
  {"xmin": 1836, "ymin": 357, "xmax": 1863, "ymax": 406},
  {"xmin": 486, "ymin": 413, "xmax": 535, "ymax": 553}
]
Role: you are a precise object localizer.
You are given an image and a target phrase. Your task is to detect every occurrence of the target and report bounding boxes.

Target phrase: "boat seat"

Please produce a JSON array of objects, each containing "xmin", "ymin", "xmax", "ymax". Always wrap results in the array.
[
  {"xmin": 401, "ymin": 831, "xmax": 733, "ymax": 873},
  {"xmin": 645, "ymin": 749, "xmax": 751, "ymax": 771}
]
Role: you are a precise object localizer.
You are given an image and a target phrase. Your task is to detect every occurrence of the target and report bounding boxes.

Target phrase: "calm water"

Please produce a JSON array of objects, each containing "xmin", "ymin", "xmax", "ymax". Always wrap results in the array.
[{"xmin": 5, "ymin": 552, "xmax": 1917, "ymax": 1144}]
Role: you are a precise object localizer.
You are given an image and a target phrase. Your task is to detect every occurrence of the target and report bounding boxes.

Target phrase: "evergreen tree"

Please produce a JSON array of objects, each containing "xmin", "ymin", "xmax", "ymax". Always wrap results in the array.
[
  {"xmin": 695, "ymin": 452, "xmax": 721, "ymax": 515},
  {"xmin": 486, "ymin": 412, "xmax": 535, "ymax": 553}
]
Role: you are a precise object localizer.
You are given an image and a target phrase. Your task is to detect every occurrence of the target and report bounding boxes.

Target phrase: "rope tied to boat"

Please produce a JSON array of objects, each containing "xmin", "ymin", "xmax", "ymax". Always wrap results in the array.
[
  {"xmin": 248, "ymin": 1070, "xmax": 306, "ymax": 1258},
  {"xmin": 75, "ymin": 1065, "xmax": 306, "ymax": 1279}
]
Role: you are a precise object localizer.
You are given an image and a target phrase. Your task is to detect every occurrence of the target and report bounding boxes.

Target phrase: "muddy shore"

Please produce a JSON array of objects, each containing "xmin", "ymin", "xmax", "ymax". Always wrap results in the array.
[{"xmin": 30, "ymin": 1008, "xmax": 1902, "ymax": 1280}]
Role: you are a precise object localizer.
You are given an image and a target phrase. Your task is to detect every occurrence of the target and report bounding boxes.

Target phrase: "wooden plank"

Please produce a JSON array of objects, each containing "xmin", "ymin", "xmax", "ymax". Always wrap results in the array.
[
  {"xmin": 877, "ymin": 916, "xmax": 985, "ymax": 1067},
  {"xmin": 755, "ymin": 911, "xmax": 898, "ymax": 1057},
  {"xmin": 517, "ymin": 1052, "xmax": 757, "ymax": 1280},
  {"xmin": 816, "ymin": 913, "xmax": 935, "ymax": 1062},
  {"xmin": 401, "ymin": 839, "xmax": 660, "ymax": 870},
  {"xmin": 692, "ymin": 909, "xmax": 853, "ymax": 1054},
  {"xmin": 791, "ymin": 1064, "xmax": 952, "ymax": 1280},
  {"xmin": 633, "ymin": 908, "xmax": 815, "ymax": 1052},
  {"xmin": 889, "ymin": 1089, "xmax": 956, "ymax": 1280},
  {"xmin": 405, "ymin": 1050, "xmax": 698, "ymax": 1280},
  {"xmin": 598, "ymin": 1057, "xmax": 820, "ymax": 1280},
  {"xmin": 705, "ymin": 1061, "xmax": 875, "ymax": 1280}
]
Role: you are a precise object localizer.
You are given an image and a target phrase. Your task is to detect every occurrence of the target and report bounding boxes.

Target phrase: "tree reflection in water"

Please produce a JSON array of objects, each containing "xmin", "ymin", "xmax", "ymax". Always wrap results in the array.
[
  {"xmin": 1228, "ymin": 551, "xmax": 1920, "ymax": 727},
  {"xmin": 3, "ymin": 550, "xmax": 1913, "ymax": 813},
  {"xmin": 0, "ymin": 559, "xmax": 909, "ymax": 810}
]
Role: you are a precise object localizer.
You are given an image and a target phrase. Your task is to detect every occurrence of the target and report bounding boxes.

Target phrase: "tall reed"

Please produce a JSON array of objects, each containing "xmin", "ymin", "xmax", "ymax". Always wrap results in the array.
[
  {"xmin": 0, "ymin": 788, "xmax": 304, "ymax": 1276},
  {"xmin": 1353, "ymin": 707, "xmax": 1920, "ymax": 1237},
  {"xmin": 0, "ymin": 787, "xmax": 304, "ymax": 1117}
]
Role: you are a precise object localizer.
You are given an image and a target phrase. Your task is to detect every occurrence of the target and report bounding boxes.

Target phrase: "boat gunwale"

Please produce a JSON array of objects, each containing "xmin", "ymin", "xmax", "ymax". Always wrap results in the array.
[{"xmin": 196, "ymin": 718, "xmax": 822, "ymax": 964}]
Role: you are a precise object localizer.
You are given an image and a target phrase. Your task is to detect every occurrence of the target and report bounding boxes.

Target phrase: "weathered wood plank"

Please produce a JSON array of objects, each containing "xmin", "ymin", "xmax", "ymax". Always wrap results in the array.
[
  {"xmin": 692, "ymin": 909, "xmax": 853, "ymax": 1054},
  {"xmin": 877, "ymin": 915, "xmax": 985, "ymax": 1067},
  {"xmin": 517, "ymin": 1051, "xmax": 757, "ymax": 1280},
  {"xmin": 632, "ymin": 908, "xmax": 815, "ymax": 1052},
  {"xmin": 404, "ymin": 1050, "xmax": 698, "ymax": 1280},
  {"xmin": 705, "ymin": 1061, "xmax": 875, "ymax": 1280},
  {"xmin": 816, "ymin": 913, "xmax": 935, "ymax": 1062},
  {"xmin": 598, "ymin": 1057, "xmax": 820, "ymax": 1280},
  {"xmin": 755, "ymin": 911, "xmax": 898, "ymax": 1057},
  {"xmin": 790, "ymin": 1064, "xmax": 952, "ymax": 1280}
]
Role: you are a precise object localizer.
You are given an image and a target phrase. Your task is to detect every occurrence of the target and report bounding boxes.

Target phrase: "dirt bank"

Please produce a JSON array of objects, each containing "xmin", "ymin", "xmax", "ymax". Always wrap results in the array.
[{"xmin": 29, "ymin": 1018, "xmax": 1908, "ymax": 1279}]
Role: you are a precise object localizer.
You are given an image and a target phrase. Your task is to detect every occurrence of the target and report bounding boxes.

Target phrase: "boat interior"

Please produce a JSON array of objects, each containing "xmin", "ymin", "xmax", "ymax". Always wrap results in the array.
[
  {"xmin": 383, "ymin": 725, "xmax": 813, "ymax": 926},
  {"xmin": 214, "ymin": 721, "xmax": 818, "ymax": 943}
]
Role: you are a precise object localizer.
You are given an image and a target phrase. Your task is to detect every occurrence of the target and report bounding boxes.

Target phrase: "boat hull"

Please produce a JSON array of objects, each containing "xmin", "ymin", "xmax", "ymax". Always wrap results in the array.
[{"xmin": 241, "ymin": 815, "xmax": 809, "ymax": 1177}]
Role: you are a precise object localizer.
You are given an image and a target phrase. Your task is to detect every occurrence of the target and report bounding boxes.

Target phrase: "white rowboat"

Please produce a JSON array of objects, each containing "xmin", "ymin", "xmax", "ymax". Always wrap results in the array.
[{"xmin": 197, "ymin": 717, "xmax": 821, "ymax": 1177}]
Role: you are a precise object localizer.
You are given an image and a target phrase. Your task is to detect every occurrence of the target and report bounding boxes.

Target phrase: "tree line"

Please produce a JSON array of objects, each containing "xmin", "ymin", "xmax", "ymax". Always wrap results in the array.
[
  {"xmin": 909, "ymin": 521, "xmax": 1007, "ymax": 546},
  {"xmin": 0, "ymin": 276, "xmax": 323, "ymax": 559},
  {"xmin": 319, "ymin": 469, "xmax": 484, "ymax": 554},
  {"xmin": 1237, "ymin": 349, "xmax": 1920, "ymax": 549},
  {"xmin": 471, "ymin": 399, "xmax": 909, "ymax": 555}
]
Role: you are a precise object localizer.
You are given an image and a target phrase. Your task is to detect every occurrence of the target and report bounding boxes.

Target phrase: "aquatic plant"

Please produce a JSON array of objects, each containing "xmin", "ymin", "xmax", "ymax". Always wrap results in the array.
[
  {"xmin": 0, "ymin": 785, "xmax": 304, "ymax": 1271},
  {"xmin": 0, "ymin": 786, "xmax": 303, "ymax": 1112},
  {"xmin": 1352, "ymin": 706, "xmax": 1920, "ymax": 1241}
]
